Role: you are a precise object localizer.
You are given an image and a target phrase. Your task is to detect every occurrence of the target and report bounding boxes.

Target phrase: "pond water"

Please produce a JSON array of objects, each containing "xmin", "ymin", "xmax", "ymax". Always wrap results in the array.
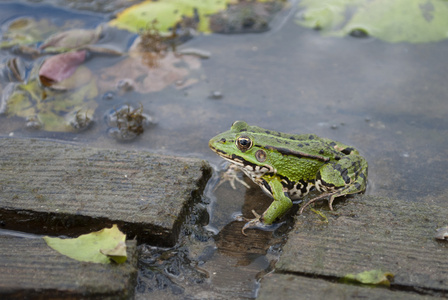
[{"xmin": 1, "ymin": 0, "xmax": 447, "ymax": 299}]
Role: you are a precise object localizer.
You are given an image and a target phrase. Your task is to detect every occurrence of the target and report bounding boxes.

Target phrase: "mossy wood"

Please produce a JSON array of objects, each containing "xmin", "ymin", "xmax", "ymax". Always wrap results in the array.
[
  {"xmin": 258, "ymin": 274, "xmax": 438, "ymax": 300},
  {"xmin": 0, "ymin": 138, "xmax": 211, "ymax": 246},
  {"xmin": 0, "ymin": 235, "xmax": 137, "ymax": 298},
  {"xmin": 274, "ymin": 196, "xmax": 448, "ymax": 293}
]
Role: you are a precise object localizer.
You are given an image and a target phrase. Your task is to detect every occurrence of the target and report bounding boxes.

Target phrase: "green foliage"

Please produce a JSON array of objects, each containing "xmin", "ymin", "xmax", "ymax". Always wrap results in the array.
[
  {"xmin": 43, "ymin": 225, "xmax": 127, "ymax": 264},
  {"xmin": 296, "ymin": 0, "xmax": 448, "ymax": 43}
]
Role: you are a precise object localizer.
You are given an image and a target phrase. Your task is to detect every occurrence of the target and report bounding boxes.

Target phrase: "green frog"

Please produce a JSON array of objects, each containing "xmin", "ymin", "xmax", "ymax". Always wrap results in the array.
[{"xmin": 209, "ymin": 121, "xmax": 368, "ymax": 234}]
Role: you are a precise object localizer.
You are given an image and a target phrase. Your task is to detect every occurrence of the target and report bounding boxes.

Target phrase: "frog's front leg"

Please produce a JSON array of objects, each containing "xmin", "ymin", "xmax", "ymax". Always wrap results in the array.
[
  {"xmin": 241, "ymin": 176, "xmax": 292, "ymax": 235},
  {"xmin": 300, "ymin": 155, "xmax": 368, "ymax": 214},
  {"xmin": 215, "ymin": 164, "xmax": 250, "ymax": 190}
]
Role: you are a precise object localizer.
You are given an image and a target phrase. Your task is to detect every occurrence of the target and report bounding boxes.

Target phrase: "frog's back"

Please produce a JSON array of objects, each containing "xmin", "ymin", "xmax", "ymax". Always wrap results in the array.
[
  {"xmin": 239, "ymin": 123, "xmax": 319, "ymax": 142},
  {"xmin": 235, "ymin": 122, "xmax": 346, "ymax": 160}
]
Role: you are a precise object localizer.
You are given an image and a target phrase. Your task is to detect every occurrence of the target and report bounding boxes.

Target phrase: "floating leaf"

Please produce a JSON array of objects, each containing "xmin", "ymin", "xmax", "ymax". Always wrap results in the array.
[
  {"xmin": 6, "ymin": 70, "xmax": 98, "ymax": 131},
  {"xmin": 108, "ymin": 0, "xmax": 236, "ymax": 33},
  {"xmin": 97, "ymin": 37, "xmax": 201, "ymax": 94},
  {"xmin": 342, "ymin": 269, "xmax": 394, "ymax": 286},
  {"xmin": 39, "ymin": 50, "xmax": 87, "ymax": 88},
  {"xmin": 40, "ymin": 26, "xmax": 102, "ymax": 52},
  {"xmin": 296, "ymin": 0, "xmax": 448, "ymax": 43},
  {"xmin": 297, "ymin": 0, "xmax": 363, "ymax": 30},
  {"xmin": 0, "ymin": 18, "xmax": 58, "ymax": 48},
  {"xmin": 43, "ymin": 225, "xmax": 127, "ymax": 264}
]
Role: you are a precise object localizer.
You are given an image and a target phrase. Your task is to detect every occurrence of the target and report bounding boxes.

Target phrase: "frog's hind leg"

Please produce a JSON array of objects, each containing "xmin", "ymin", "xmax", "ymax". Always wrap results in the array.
[
  {"xmin": 300, "ymin": 155, "xmax": 368, "ymax": 214},
  {"xmin": 299, "ymin": 190, "xmax": 339, "ymax": 214}
]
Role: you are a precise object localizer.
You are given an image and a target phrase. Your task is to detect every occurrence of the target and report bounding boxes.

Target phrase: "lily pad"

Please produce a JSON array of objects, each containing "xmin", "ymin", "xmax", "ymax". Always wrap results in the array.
[
  {"xmin": 296, "ymin": 0, "xmax": 448, "ymax": 43},
  {"xmin": 341, "ymin": 269, "xmax": 394, "ymax": 286},
  {"xmin": 43, "ymin": 224, "xmax": 127, "ymax": 264}
]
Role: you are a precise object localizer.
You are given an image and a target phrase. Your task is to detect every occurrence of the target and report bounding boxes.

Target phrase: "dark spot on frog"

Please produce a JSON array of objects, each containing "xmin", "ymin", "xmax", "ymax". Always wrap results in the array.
[
  {"xmin": 299, "ymin": 180, "xmax": 310, "ymax": 194},
  {"xmin": 341, "ymin": 147, "xmax": 355, "ymax": 155},
  {"xmin": 261, "ymin": 179, "xmax": 272, "ymax": 194},
  {"xmin": 289, "ymin": 136, "xmax": 296, "ymax": 140},
  {"xmin": 215, "ymin": 149, "xmax": 228, "ymax": 156},
  {"xmin": 333, "ymin": 164, "xmax": 350, "ymax": 183},
  {"xmin": 297, "ymin": 144, "xmax": 303, "ymax": 147},
  {"xmin": 279, "ymin": 175, "xmax": 295, "ymax": 190},
  {"xmin": 305, "ymin": 143, "xmax": 310, "ymax": 146},
  {"xmin": 319, "ymin": 149, "xmax": 324, "ymax": 155},
  {"xmin": 265, "ymin": 130, "xmax": 271, "ymax": 134},
  {"xmin": 309, "ymin": 135, "xmax": 315, "ymax": 140}
]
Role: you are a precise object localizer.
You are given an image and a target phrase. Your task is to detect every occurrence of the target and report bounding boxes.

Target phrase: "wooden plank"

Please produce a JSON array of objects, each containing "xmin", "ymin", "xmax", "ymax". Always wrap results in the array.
[
  {"xmin": 257, "ymin": 273, "xmax": 437, "ymax": 300},
  {"xmin": 0, "ymin": 138, "xmax": 211, "ymax": 246},
  {"xmin": 0, "ymin": 235, "xmax": 137, "ymax": 299},
  {"xmin": 275, "ymin": 196, "xmax": 448, "ymax": 294}
]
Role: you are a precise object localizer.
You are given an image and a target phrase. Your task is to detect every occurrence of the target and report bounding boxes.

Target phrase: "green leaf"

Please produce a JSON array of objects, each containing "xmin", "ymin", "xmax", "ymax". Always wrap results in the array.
[
  {"xmin": 108, "ymin": 0, "xmax": 236, "ymax": 33},
  {"xmin": 341, "ymin": 270, "xmax": 394, "ymax": 286},
  {"xmin": 297, "ymin": 0, "xmax": 363, "ymax": 30},
  {"xmin": 296, "ymin": 0, "xmax": 448, "ymax": 43},
  {"xmin": 43, "ymin": 225, "xmax": 127, "ymax": 264}
]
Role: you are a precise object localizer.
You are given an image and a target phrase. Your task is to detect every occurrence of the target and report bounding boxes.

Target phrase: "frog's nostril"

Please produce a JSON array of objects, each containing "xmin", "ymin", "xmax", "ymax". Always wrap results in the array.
[{"xmin": 219, "ymin": 138, "xmax": 226, "ymax": 143}]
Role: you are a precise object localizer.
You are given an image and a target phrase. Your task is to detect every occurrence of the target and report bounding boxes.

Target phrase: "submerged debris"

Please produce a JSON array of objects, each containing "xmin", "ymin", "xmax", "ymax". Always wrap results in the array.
[
  {"xmin": 0, "ymin": 57, "xmax": 27, "ymax": 82},
  {"xmin": 208, "ymin": 91, "xmax": 223, "ymax": 99},
  {"xmin": 25, "ymin": 115, "xmax": 42, "ymax": 130},
  {"xmin": 66, "ymin": 109, "xmax": 94, "ymax": 132},
  {"xmin": 105, "ymin": 104, "xmax": 155, "ymax": 141},
  {"xmin": 178, "ymin": 48, "xmax": 211, "ymax": 59},
  {"xmin": 435, "ymin": 226, "xmax": 448, "ymax": 240},
  {"xmin": 116, "ymin": 79, "xmax": 134, "ymax": 94},
  {"xmin": 209, "ymin": 1, "xmax": 284, "ymax": 34}
]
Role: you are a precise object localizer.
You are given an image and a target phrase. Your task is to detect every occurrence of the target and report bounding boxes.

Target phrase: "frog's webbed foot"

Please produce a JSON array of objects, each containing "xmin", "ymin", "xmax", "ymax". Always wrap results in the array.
[
  {"xmin": 235, "ymin": 210, "xmax": 262, "ymax": 236},
  {"xmin": 236, "ymin": 210, "xmax": 283, "ymax": 236},
  {"xmin": 214, "ymin": 164, "xmax": 250, "ymax": 191},
  {"xmin": 299, "ymin": 191, "xmax": 339, "ymax": 214}
]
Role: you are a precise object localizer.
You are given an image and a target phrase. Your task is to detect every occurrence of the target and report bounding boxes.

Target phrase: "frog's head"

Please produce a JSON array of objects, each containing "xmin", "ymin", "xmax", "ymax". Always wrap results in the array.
[{"xmin": 209, "ymin": 121, "xmax": 271, "ymax": 171}]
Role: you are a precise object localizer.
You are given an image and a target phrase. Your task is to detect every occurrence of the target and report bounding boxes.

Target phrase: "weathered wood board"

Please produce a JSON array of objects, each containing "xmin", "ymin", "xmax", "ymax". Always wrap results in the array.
[
  {"xmin": 0, "ymin": 235, "xmax": 137, "ymax": 299},
  {"xmin": 0, "ymin": 138, "xmax": 211, "ymax": 246},
  {"xmin": 258, "ymin": 273, "xmax": 438, "ymax": 300},
  {"xmin": 270, "ymin": 196, "xmax": 448, "ymax": 296}
]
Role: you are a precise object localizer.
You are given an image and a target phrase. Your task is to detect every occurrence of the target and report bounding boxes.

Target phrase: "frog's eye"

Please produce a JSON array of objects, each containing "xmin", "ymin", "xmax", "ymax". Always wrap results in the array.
[{"xmin": 236, "ymin": 135, "xmax": 252, "ymax": 152}]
